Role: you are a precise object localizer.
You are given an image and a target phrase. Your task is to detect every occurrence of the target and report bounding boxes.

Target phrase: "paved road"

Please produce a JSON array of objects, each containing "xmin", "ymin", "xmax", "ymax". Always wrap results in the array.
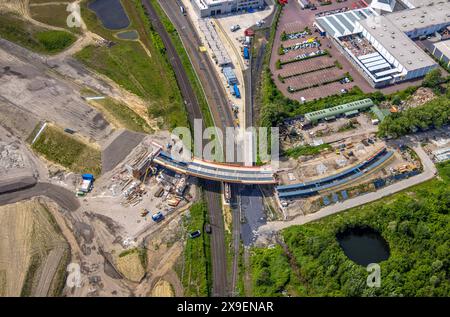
[
  {"xmin": 102, "ymin": 129, "xmax": 145, "ymax": 174},
  {"xmin": 0, "ymin": 182, "xmax": 80, "ymax": 211},
  {"xmin": 258, "ymin": 144, "xmax": 437, "ymax": 235},
  {"xmin": 143, "ymin": 0, "xmax": 230, "ymax": 296}
]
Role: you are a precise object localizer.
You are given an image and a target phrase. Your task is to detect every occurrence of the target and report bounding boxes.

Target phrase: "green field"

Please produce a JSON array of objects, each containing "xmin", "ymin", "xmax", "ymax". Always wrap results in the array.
[
  {"xmin": 284, "ymin": 143, "xmax": 332, "ymax": 159},
  {"xmin": 93, "ymin": 98, "xmax": 152, "ymax": 133},
  {"xmin": 148, "ymin": 0, "xmax": 213, "ymax": 128},
  {"xmin": 181, "ymin": 201, "xmax": 212, "ymax": 296},
  {"xmin": 250, "ymin": 161, "xmax": 450, "ymax": 296},
  {"xmin": 0, "ymin": 13, "xmax": 76, "ymax": 54},
  {"xmin": 31, "ymin": 125, "xmax": 102, "ymax": 177},
  {"xmin": 30, "ymin": 3, "xmax": 82, "ymax": 33},
  {"xmin": 77, "ymin": 0, "xmax": 188, "ymax": 130}
]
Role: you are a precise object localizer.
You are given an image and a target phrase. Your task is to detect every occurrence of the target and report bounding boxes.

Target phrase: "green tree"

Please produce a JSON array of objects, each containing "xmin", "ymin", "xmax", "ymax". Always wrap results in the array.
[{"xmin": 423, "ymin": 68, "xmax": 443, "ymax": 88}]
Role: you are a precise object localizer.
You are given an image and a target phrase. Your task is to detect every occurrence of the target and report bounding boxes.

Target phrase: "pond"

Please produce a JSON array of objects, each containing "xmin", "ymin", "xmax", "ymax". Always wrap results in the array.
[
  {"xmin": 116, "ymin": 30, "xmax": 139, "ymax": 40},
  {"xmin": 88, "ymin": 0, "xmax": 130, "ymax": 30},
  {"xmin": 336, "ymin": 226, "xmax": 390, "ymax": 266}
]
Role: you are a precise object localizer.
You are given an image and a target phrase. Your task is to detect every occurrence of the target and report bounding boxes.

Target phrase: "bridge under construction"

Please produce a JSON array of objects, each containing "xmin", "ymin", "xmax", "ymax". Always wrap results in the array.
[{"xmin": 153, "ymin": 151, "xmax": 277, "ymax": 184}]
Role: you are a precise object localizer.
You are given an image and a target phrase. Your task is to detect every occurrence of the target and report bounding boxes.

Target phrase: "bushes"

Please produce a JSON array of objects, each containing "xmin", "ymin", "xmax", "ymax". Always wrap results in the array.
[
  {"xmin": 251, "ymin": 246, "xmax": 292, "ymax": 296},
  {"xmin": 35, "ymin": 31, "xmax": 76, "ymax": 53},
  {"xmin": 377, "ymin": 96, "xmax": 450, "ymax": 138},
  {"xmin": 279, "ymin": 161, "xmax": 450, "ymax": 296},
  {"xmin": 284, "ymin": 144, "xmax": 331, "ymax": 158},
  {"xmin": 0, "ymin": 13, "xmax": 76, "ymax": 54},
  {"xmin": 422, "ymin": 68, "xmax": 444, "ymax": 89}
]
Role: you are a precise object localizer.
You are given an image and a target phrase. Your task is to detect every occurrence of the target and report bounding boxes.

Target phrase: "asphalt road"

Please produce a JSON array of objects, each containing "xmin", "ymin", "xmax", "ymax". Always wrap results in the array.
[
  {"xmin": 143, "ymin": 0, "xmax": 230, "ymax": 296},
  {"xmin": 0, "ymin": 182, "xmax": 80, "ymax": 211}
]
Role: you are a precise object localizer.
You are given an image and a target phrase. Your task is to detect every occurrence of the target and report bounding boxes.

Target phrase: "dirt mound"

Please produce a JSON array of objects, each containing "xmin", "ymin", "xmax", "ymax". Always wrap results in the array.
[
  {"xmin": 151, "ymin": 279, "xmax": 174, "ymax": 297},
  {"xmin": 116, "ymin": 249, "xmax": 145, "ymax": 283}
]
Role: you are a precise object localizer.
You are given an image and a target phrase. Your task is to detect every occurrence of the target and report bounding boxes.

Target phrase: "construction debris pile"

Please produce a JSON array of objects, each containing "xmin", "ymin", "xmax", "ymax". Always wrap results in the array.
[{"xmin": 0, "ymin": 141, "xmax": 26, "ymax": 173}]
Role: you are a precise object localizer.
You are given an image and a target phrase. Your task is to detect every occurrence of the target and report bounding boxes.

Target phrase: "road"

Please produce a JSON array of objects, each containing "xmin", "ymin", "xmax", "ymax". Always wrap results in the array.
[
  {"xmin": 0, "ymin": 182, "xmax": 80, "ymax": 211},
  {"xmin": 142, "ymin": 0, "xmax": 230, "ymax": 296},
  {"xmin": 258, "ymin": 144, "xmax": 437, "ymax": 235}
]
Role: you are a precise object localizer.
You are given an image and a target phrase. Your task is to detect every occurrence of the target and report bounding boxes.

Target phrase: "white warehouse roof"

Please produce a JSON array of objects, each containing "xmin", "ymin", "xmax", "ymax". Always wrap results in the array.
[{"xmin": 357, "ymin": 16, "xmax": 436, "ymax": 71}]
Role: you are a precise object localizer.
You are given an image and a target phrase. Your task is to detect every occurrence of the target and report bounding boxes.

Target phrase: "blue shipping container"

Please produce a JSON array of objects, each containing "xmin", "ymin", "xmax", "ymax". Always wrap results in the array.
[
  {"xmin": 233, "ymin": 84, "xmax": 241, "ymax": 98},
  {"xmin": 243, "ymin": 47, "xmax": 250, "ymax": 60}
]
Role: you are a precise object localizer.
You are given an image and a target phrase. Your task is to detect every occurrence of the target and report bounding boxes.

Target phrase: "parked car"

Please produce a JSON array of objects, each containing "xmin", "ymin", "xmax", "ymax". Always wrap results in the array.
[
  {"xmin": 205, "ymin": 224, "xmax": 212, "ymax": 234},
  {"xmin": 189, "ymin": 230, "xmax": 201, "ymax": 238}
]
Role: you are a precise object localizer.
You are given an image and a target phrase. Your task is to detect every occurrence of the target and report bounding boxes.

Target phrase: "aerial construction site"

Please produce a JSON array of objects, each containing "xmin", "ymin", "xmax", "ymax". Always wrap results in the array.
[{"xmin": 0, "ymin": 0, "xmax": 449, "ymax": 303}]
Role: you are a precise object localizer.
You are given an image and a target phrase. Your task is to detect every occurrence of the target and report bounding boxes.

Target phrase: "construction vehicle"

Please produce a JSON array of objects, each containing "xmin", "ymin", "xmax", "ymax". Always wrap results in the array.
[
  {"xmin": 77, "ymin": 174, "xmax": 94, "ymax": 195},
  {"xmin": 167, "ymin": 197, "xmax": 181, "ymax": 207}
]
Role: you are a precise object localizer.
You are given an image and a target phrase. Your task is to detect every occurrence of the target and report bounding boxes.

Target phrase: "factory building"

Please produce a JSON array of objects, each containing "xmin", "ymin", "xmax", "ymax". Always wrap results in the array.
[
  {"xmin": 314, "ymin": 0, "xmax": 449, "ymax": 88},
  {"xmin": 192, "ymin": 0, "xmax": 265, "ymax": 18},
  {"xmin": 432, "ymin": 39, "xmax": 450, "ymax": 68}
]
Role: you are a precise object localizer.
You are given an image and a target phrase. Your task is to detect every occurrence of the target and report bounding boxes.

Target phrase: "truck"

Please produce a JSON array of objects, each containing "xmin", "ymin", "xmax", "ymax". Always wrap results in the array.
[
  {"xmin": 243, "ymin": 46, "xmax": 250, "ymax": 60},
  {"xmin": 152, "ymin": 211, "xmax": 164, "ymax": 222},
  {"xmin": 77, "ymin": 173, "xmax": 94, "ymax": 195},
  {"xmin": 233, "ymin": 84, "xmax": 241, "ymax": 98}
]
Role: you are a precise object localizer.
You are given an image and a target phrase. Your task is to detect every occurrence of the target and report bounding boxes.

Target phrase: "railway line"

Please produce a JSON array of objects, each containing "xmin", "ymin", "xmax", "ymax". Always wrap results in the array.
[{"xmin": 142, "ymin": 0, "xmax": 232, "ymax": 296}]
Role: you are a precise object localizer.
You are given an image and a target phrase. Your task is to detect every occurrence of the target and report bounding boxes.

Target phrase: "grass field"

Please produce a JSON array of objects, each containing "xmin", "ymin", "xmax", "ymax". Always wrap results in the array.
[
  {"xmin": 31, "ymin": 125, "xmax": 102, "ymax": 177},
  {"xmin": 284, "ymin": 143, "xmax": 332, "ymax": 158},
  {"xmin": 90, "ymin": 97, "xmax": 152, "ymax": 133},
  {"xmin": 181, "ymin": 201, "xmax": 212, "ymax": 296},
  {"xmin": 0, "ymin": 13, "xmax": 76, "ymax": 54},
  {"xmin": 29, "ymin": 3, "xmax": 82, "ymax": 34},
  {"xmin": 77, "ymin": 0, "xmax": 188, "ymax": 130},
  {"xmin": 148, "ymin": 0, "xmax": 213, "ymax": 128}
]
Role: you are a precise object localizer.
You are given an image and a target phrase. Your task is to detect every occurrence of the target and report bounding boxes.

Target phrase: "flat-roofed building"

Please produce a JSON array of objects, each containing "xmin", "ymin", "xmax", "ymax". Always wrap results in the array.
[
  {"xmin": 386, "ymin": 1, "xmax": 450, "ymax": 39},
  {"xmin": 355, "ymin": 15, "xmax": 437, "ymax": 82},
  {"xmin": 304, "ymin": 98, "xmax": 374, "ymax": 124},
  {"xmin": 192, "ymin": 0, "xmax": 265, "ymax": 17},
  {"xmin": 432, "ymin": 39, "xmax": 450, "ymax": 67}
]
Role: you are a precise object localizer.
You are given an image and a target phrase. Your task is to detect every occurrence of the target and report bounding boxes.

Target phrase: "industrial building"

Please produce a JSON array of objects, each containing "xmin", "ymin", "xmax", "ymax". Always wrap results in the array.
[
  {"xmin": 192, "ymin": 0, "xmax": 265, "ymax": 17},
  {"xmin": 303, "ymin": 98, "xmax": 374, "ymax": 125},
  {"xmin": 431, "ymin": 39, "xmax": 450, "ymax": 68},
  {"xmin": 315, "ymin": 0, "xmax": 450, "ymax": 88}
]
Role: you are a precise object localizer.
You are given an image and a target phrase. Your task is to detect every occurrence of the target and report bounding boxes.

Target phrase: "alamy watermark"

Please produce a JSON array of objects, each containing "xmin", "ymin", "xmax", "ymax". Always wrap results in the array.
[
  {"xmin": 169, "ymin": 119, "xmax": 280, "ymax": 168},
  {"xmin": 66, "ymin": 2, "xmax": 82, "ymax": 28},
  {"xmin": 367, "ymin": 263, "xmax": 381, "ymax": 288}
]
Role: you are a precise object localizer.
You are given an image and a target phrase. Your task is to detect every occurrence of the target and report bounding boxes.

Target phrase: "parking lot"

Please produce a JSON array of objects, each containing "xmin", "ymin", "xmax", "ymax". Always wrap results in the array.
[{"xmin": 270, "ymin": 0, "xmax": 375, "ymax": 102}]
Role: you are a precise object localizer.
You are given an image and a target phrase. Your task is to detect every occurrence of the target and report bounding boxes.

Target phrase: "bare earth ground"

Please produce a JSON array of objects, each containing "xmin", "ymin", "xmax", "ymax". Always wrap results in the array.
[
  {"xmin": 116, "ymin": 251, "xmax": 145, "ymax": 283},
  {"xmin": 0, "ymin": 198, "xmax": 68, "ymax": 296},
  {"xmin": 0, "ymin": 0, "xmax": 187, "ymax": 297},
  {"xmin": 151, "ymin": 279, "xmax": 174, "ymax": 297}
]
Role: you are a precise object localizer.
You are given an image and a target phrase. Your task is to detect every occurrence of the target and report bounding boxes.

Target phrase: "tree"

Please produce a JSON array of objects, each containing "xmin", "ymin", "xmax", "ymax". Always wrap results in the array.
[{"xmin": 423, "ymin": 68, "xmax": 443, "ymax": 88}]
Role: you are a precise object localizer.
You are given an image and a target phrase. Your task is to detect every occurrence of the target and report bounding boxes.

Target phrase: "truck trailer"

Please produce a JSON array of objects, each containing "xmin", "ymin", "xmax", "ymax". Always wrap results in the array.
[{"xmin": 233, "ymin": 84, "xmax": 241, "ymax": 98}]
